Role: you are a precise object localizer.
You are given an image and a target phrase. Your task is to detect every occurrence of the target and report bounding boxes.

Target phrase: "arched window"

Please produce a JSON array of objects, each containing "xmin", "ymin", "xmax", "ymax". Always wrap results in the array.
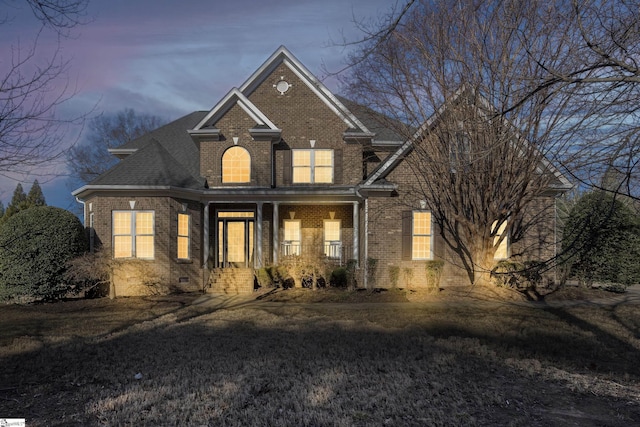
[{"xmin": 222, "ymin": 146, "xmax": 250, "ymax": 183}]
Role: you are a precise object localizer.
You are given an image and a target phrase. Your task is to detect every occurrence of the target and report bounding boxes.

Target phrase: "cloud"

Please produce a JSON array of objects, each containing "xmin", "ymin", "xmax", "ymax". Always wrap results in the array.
[{"xmin": 1, "ymin": 0, "xmax": 394, "ymax": 210}]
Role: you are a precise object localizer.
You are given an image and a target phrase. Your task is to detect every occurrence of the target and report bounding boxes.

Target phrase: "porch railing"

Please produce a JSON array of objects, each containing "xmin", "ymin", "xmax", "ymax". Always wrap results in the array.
[{"xmin": 280, "ymin": 242, "xmax": 353, "ymax": 266}]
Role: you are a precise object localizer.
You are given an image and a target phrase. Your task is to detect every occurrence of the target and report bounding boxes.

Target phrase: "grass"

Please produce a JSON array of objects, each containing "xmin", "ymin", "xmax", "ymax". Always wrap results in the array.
[{"xmin": 0, "ymin": 287, "xmax": 639, "ymax": 426}]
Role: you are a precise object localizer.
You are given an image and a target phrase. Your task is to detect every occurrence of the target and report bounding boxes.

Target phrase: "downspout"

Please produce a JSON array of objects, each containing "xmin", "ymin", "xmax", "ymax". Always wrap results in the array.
[
  {"xmin": 271, "ymin": 141, "xmax": 276, "ymax": 188},
  {"xmin": 355, "ymin": 187, "xmax": 368, "ymax": 289},
  {"xmin": 202, "ymin": 202, "xmax": 210, "ymax": 292},
  {"xmin": 75, "ymin": 197, "xmax": 87, "ymax": 226}
]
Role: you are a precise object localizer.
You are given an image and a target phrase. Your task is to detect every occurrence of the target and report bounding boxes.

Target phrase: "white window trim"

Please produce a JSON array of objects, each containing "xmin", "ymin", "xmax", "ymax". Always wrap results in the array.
[
  {"xmin": 222, "ymin": 146, "xmax": 251, "ymax": 183},
  {"xmin": 112, "ymin": 210, "xmax": 155, "ymax": 260},
  {"xmin": 177, "ymin": 213, "xmax": 191, "ymax": 260},
  {"xmin": 323, "ymin": 219, "xmax": 341, "ymax": 259},
  {"xmin": 283, "ymin": 219, "xmax": 301, "ymax": 256},
  {"xmin": 292, "ymin": 149, "xmax": 334, "ymax": 184},
  {"xmin": 412, "ymin": 211, "xmax": 434, "ymax": 260}
]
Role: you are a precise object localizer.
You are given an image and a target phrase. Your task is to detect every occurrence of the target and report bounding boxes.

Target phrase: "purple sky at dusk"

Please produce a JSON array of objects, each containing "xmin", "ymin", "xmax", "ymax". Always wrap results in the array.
[{"xmin": 1, "ymin": 0, "xmax": 397, "ymax": 212}]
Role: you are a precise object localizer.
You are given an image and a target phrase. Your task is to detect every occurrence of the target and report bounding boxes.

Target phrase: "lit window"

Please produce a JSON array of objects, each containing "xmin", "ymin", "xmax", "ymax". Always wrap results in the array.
[
  {"xmin": 178, "ymin": 213, "xmax": 190, "ymax": 259},
  {"xmin": 492, "ymin": 220, "xmax": 509, "ymax": 259},
  {"xmin": 323, "ymin": 219, "xmax": 341, "ymax": 259},
  {"xmin": 283, "ymin": 220, "xmax": 301, "ymax": 256},
  {"xmin": 217, "ymin": 211, "xmax": 254, "ymax": 218},
  {"xmin": 222, "ymin": 146, "xmax": 250, "ymax": 183},
  {"xmin": 292, "ymin": 149, "xmax": 333, "ymax": 183},
  {"xmin": 113, "ymin": 211, "xmax": 155, "ymax": 259},
  {"xmin": 412, "ymin": 211, "xmax": 433, "ymax": 260}
]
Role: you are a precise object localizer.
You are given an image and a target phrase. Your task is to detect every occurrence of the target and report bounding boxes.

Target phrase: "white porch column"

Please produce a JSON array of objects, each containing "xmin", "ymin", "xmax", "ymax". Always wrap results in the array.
[
  {"xmin": 256, "ymin": 202, "xmax": 263, "ymax": 268},
  {"xmin": 203, "ymin": 203, "xmax": 209, "ymax": 268},
  {"xmin": 352, "ymin": 201, "xmax": 359, "ymax": 265},
  {"xmin": 363, "ymin": 198, "xmax": 369, "ymax": 289},
  {"xmin": 272, "ymin": 202, "xmax": 279, "ymax": 265}
]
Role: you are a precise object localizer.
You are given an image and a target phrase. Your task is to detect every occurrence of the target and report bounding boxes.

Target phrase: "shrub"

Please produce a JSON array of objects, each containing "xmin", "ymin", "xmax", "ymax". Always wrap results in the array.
[
  {"xmin": 65, "ymin": 251, "xmax": 111, "ymax": 298},
  {"xmin": 255, "ymin": 268, "xmax": 272, "ymax": 288},
  {"xmin": 491, "ymin": 260, "xmax": 553, "ymax": 300},
  {"xmin": 330, "ymin": 267, "xmax": 348, "ymax": 287},
  {"xmin": 388, "ymin": 266, "xmax": 400, "ymax": 288},
  {"xmin": 403, "ymin": 267, "xmax": 413, "ymax": 287},
  {"xmin": 65, "ymin": 250, "xmax": 168, "ymax": 298},
  {"xmin": 366, "ymin": 257, "xmax": 378, "ymax": 287},
  {"xmin": 425, "ymin": 260, "xmax": 444, "ymax": 290},
  {"xmin": 0, "ymin": 206, "xmax": 88, "ymax": 301},
  {"xmin": 562, "ymin": 191, "xmax": 640, "ymax": 287},
  {"xmin": 491, "ymin": 260, "xmax": 525, "ymax": 288}
]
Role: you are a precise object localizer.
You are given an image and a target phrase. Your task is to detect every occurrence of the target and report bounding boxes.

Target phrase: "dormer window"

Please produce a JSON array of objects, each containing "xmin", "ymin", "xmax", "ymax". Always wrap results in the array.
[{"xmin": 222, "ymin": 146, "xmax": 251, "ymax": 183}]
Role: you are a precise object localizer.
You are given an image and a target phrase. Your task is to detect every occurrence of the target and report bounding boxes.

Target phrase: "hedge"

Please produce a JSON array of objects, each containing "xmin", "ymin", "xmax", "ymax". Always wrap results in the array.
[{"xmin": 0, "ymin": 206, "xmax": 88, "ymax": 301}]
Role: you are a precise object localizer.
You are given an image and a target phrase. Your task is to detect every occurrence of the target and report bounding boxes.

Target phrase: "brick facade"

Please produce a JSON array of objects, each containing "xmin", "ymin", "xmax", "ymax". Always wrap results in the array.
[
  {"xmin": 365, "ymin": 153, "xmax": 561, "ymax": 288},
  {"xmin": 75, "ymin": 46, "xmax": 568, "ymax": 296},
  {"xmin": 201, "ymin": 103, "xmax": 273, "ymax": 187},
  {"xmin": 249, "ymin": 64, "xmax": 362, "ymax": 187},
  {"xmin": 84, "ymin": 195, "xmax": 203, "ymax": 296}
]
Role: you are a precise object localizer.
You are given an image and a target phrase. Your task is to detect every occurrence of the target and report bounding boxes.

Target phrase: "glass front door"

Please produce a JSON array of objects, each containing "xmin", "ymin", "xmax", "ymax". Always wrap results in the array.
[{"xmin": 217, "ymin": 212, "xmax": 254, "ymax": 268}]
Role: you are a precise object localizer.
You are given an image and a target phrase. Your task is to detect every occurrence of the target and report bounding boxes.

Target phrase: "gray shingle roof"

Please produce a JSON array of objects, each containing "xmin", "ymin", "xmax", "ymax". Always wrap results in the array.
[
  {"xmin": 336, "ymin": 96, "xmax": 405, "ymax": 143},
  {"xmin": 87, "ymin": 100, "xmax": 405, "ymax": 191},
  {"xmin": 91, "ymin": 138, "xmax": 204, "ymax": 189},
  {"xmin": 116, "ymin": 111, "xmax": 207, "ymax": 179}
]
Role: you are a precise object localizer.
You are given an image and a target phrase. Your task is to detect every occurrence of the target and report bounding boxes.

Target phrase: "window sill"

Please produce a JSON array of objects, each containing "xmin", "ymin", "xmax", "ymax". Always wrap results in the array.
[{"xmin": 176, "ymin": 259, "xmax": 193, "ymax": 264}]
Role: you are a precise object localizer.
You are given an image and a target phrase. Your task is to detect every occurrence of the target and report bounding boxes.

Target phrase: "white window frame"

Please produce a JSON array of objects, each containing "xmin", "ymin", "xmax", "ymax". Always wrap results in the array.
[
  {"xmin": 112, "ymin": 210, "xmax": 155, "ymax": 259},
  {"xmin": 283, "ymin": 219, "xmax": 301, "ymax": 256},
  {"xmin": 412, "ymin": 211, "xmax": 434, "ymax": 260},
  {"xmin": 177, "ymin": 213, "xmax": 191, "ymax": 260},
  {"xmin": 222, "ymin": 146, "xmax": 251, "ymax": 183},
  {"xmin": 292, "ymin": 149, "xmax": 333, "ymax": 184},
  {"xmin": 323, "ymin": 219, "xmax": 341, "ymax": 259}
]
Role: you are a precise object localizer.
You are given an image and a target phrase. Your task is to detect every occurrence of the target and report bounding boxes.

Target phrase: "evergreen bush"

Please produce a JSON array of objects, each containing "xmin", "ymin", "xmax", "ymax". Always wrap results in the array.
[
  {"xmin": 0, "ymin": 206, "xmax": 87, "ymax": 301},
  {"xmin": 562, "ymin": 191, "xmax": 640, "ymax": 287},
  {"xmin": 330, "ymin": 267, "xmax": 348, "ymax": 287}
]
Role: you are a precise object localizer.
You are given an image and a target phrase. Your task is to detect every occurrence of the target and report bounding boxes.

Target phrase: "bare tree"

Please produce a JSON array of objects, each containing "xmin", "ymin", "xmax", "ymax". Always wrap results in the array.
[
  {"xmin": 343, "ymin": 0, "xmax": 640, "ymax": 285},
  {"xmin": 66, "ymin": 109, "xmax": 166, "ymax": 184},
  {"xmin": 0, "ymin": 0, "xmax": 88, "ymax": 178}
]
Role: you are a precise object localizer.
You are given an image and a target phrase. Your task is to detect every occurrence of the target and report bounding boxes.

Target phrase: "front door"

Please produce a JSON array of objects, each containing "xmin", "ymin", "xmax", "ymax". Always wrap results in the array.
[{"xmin": 217, "ymin": 212, "xmax": 254, "ymax": 268}]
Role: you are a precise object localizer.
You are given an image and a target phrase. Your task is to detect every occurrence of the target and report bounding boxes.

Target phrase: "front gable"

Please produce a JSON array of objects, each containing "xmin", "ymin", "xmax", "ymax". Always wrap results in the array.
[
  {"xmin": 191, "ymin": 46, "xmax": 376, "ymax": 188},
  {"xmin": 239, "ymin": 46, "xmax": 372, "ymax": 138},
  {"xmin": 363, "ymin": 89, "xmax": 572, "ymax": 194}
]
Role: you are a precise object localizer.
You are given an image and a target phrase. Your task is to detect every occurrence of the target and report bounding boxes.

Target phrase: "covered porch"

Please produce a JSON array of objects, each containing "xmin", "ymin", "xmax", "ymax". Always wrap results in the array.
[{"xmin": 203, "ymin": 199, "xmax": 361, "ymax": 270}]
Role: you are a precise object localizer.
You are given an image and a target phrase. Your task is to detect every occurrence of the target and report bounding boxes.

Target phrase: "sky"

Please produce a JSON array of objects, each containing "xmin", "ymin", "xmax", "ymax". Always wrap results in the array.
[{"xmin": 1, "ymin": 0, "xmax": 397, "ymax": 212}]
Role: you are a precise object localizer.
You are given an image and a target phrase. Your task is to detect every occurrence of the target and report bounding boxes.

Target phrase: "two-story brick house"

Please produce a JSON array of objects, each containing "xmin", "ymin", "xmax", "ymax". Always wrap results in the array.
[{"xmin": 72, "ymin": 46, "xmax": 571, "ymax": 295}]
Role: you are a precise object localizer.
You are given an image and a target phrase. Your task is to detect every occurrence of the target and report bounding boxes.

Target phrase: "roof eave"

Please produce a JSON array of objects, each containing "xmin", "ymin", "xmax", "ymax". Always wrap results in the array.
[
  {"xmin": 343, "ymin": 131, "xmax": 375, "ymax": 144},
  {"xmin": 249, "ymin": 128, "xmax": 282, "ymax": 142},
  {"xmin": 188, "ymin": 128, "xmax": 221, "ymax": 137},
  {"xmin": 107, "ymin": 148, "xmax": 138, "ymax": 159}
]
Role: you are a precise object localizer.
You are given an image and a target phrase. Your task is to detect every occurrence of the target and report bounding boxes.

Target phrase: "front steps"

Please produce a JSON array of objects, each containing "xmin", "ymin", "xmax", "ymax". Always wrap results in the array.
[{"xmin": 207, "ymin": 268, "xmax": 254, "ymax": 294}]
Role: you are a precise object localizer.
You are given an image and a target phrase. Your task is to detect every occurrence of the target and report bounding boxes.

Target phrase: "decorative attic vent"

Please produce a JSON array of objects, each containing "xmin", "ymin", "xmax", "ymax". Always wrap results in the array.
[{"xmin": 274, "ymin": 76, "xmax": 291, "ymax": 95}]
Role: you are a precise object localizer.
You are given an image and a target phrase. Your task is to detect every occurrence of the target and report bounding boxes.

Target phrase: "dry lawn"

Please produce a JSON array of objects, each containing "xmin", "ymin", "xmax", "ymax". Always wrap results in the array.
[{"xmin": 0, "ymin": 286, "xmax": 639, "ymax": 426}]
